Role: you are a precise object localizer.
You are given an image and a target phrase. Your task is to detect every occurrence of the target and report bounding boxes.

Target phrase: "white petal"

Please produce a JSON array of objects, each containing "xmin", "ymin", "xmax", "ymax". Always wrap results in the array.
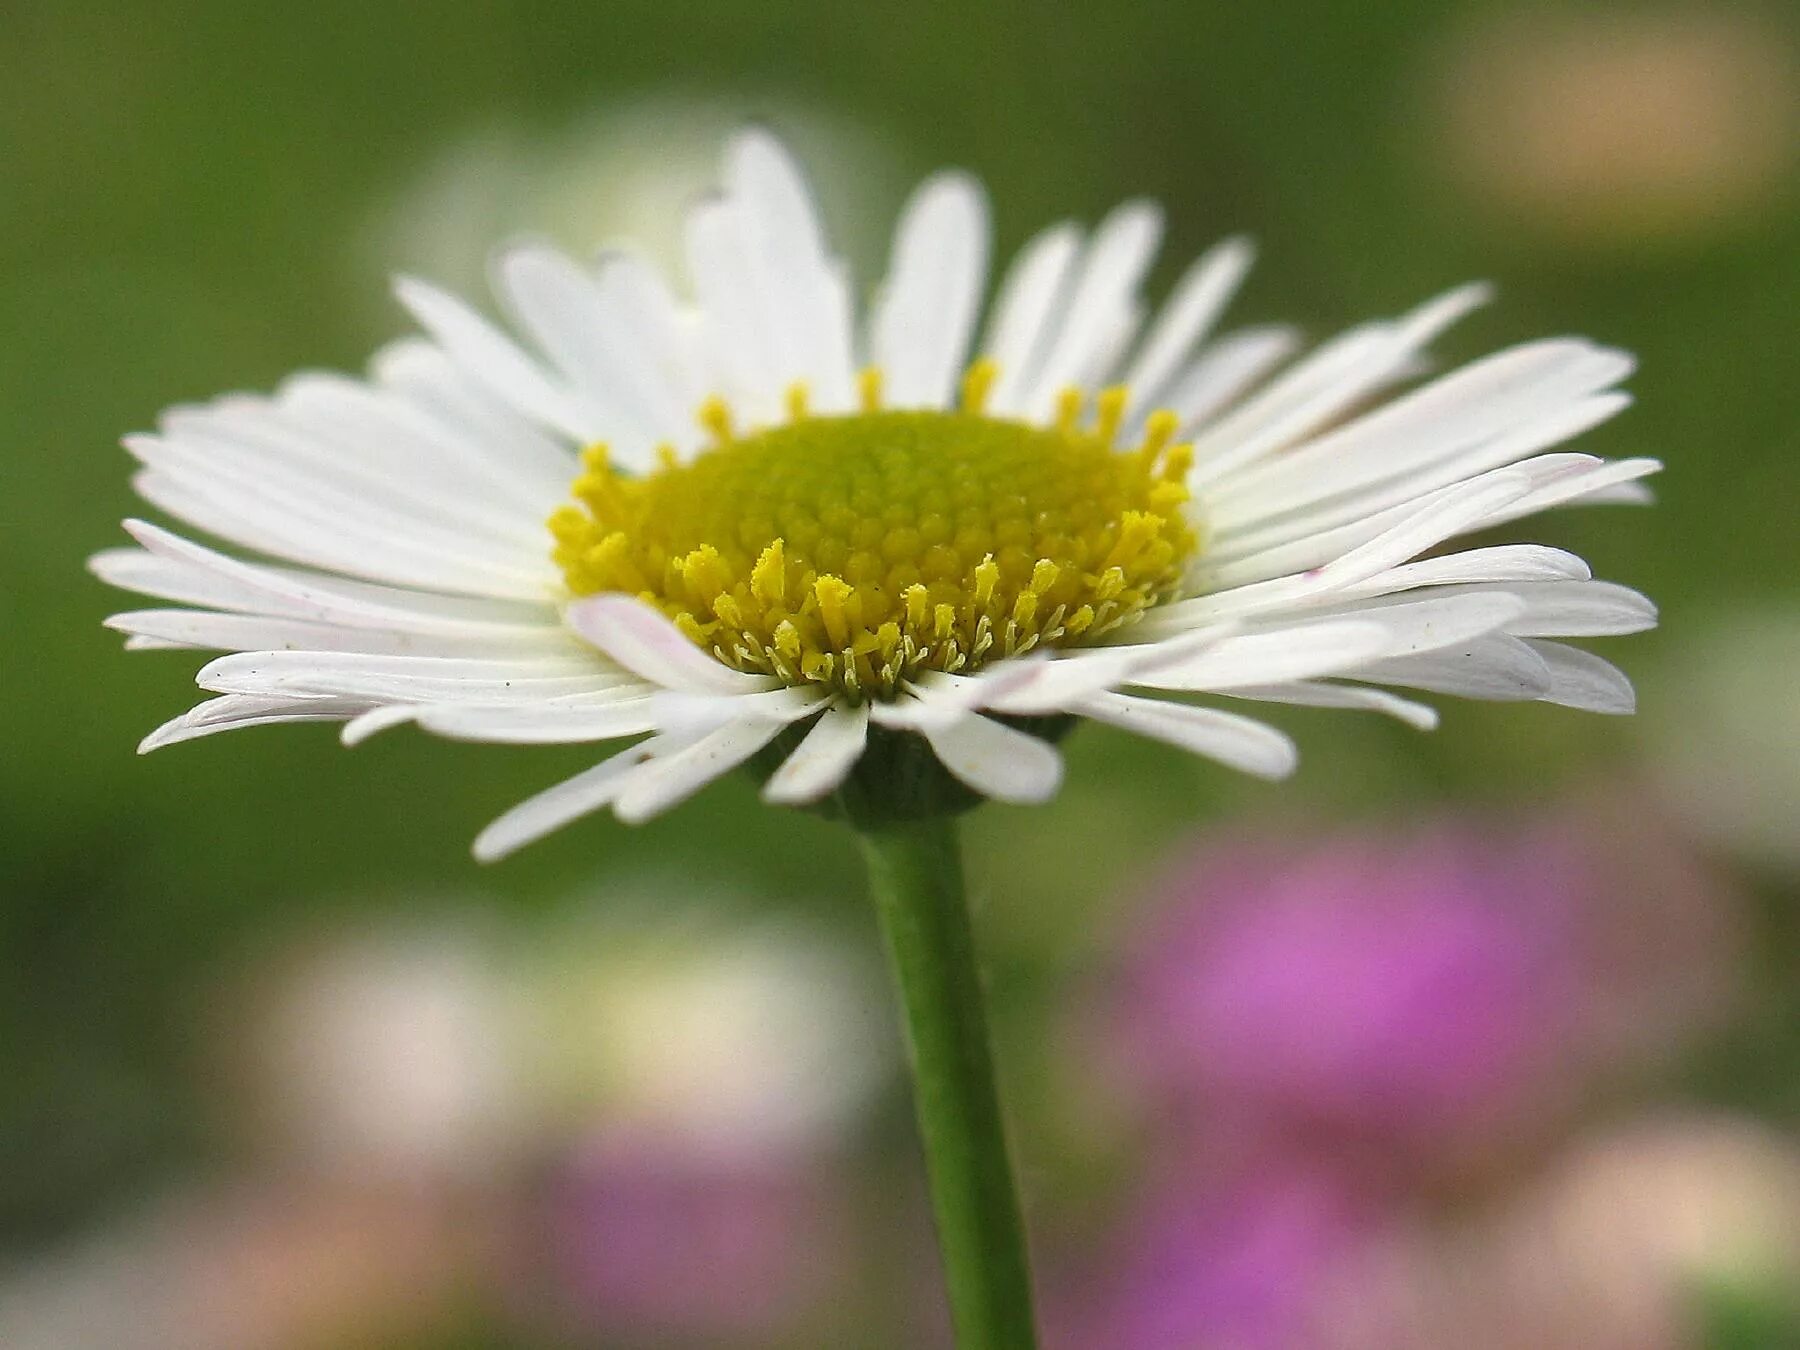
[
  {"xmin": 920, "ymin": 714, "xmax": 1064, "ymax": 803},
  {"xmin": 976, "ymin": 645, "xmax": 1191, "ymax": 717},
  {"xmin": 103, "ymin": 522, "xmax": 559, "ymax": 635},
  {"xmin": 370, "ymin": 336, "xmax": 580, "ymax": 494},
  {"xmin": 472, "ymin": 740, "xmax": 663, "ymax": 861},
  {"xmin": 1474, "ymin": 456, "xmax": 1663, "ymax": 529},
  {"xmin": 1151, "ymin": 325, "xmax": 1301, "ymax": 434},
  {"xmin": 131, "ymin": 467, "xmax": 555, "ymax": 601},
  {"xmin": 1119, "ymin": 235, "xmax": 1255, "ymax": 413},
  {"xmin": 762, "ymin": 703, "xmax": 870, "ymax": 804},
  {"xmin": 412, "ymin": 696, "xmax": 662, "ymax": 744},
  {"xmin": 1188, "ymin": 466, "xmax": 1534, "ymax": 597},
  {"xmin": 725, "ymin": 129, "xmax": 857, "ymax": 410},
  {"xmin": 1500, "ymin": 581, "xmax": 1657, "ymax": 637},
  {"xmin": 1524, "ymin": 640, "xmax": 1636, "ymax": 713},
  {"xmin": 1128, "ymin": 619, "xmax": 1397, "ymax": 691},
  {"xmin": 196, "ymin": 649, "xmax": 619, "ymax": 703},
  {"xmin": 564, "ymin": 595, "xmax": 777, "ymax": 695},
  {"xmin": 613, "ymin": 718, "xmax": 789, "ymax": 823},
  {"xmin": 340, "ymin": 704, "xmax": 429, "ymax": 746},
  {"xmin": 1353, "ymin": 635, "xmax": 1554, "ymax": 701},
  {"xmin": 870, "ymin": 171, "xmax": 991, "ymax": 409},
  {"xmin": 104, "ymin": 608, "xmax": 578, "ymax": 660},
  {"xmin": 1212, "ymin": 339, "xmax": 1633, "ymax": 514},
  {"xmin": 982, "ymin": 222, "xmax": 1083, "ymax": 413},
  {"xmin": 491, "ymin": 244, "xmax": 682, "ymax": 462},
  {"xmin": 139, "ymin": 694, "xmax": 369, "ymax": 752},
  {"xmin": 1323, "ymin": 545, "xmax": 1592, "ymax": 605},
  {"xmin": 1018, "ymin": 201, "xmax": 1164, "ymax": 419},
  {"xmin": 1211, "ymin": 390, "xmax": 1633, "ymax": 552},
  {"xmin": 648, "ymin": 685, "xmax": 832, "ymax": 739},
  {"xmin": 1074, "ymin": 691, "xmax": 1298, "ymax": 779},
  {"xmin": 1227, "ymin": 681, "xmax": 1440, "ymax": 730},
  {"xmin": 393, "ymin": 275, "xmax": 592, "ymax": 440},
  {"xmin": 684, "ymin": 197, "xmax": 781, "ymax": 415},
  {"xmin": 874, "ymin": 661, "xmax": 1053, "ymax": 730},
  {"xmin": 1186, "ymin": 282, "xmax": 1491, "ymax": 487}
]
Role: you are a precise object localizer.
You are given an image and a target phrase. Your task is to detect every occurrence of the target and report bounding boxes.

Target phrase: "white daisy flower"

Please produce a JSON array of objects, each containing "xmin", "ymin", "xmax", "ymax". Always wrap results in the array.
[{"xmin": 93, "ymin": 129, "xmax": 1659, "ymax": 860}]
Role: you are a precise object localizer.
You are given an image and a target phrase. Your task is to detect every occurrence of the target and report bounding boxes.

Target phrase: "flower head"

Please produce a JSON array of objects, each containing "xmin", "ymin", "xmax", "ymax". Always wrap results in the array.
[{"xmin": 94, "ymin": 129, "xmax": 1659, "ymax": 857}]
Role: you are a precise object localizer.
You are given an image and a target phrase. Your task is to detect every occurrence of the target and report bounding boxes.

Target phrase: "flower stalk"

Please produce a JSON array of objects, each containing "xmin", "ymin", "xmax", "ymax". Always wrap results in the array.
[{"xmin": 856, "ymin": 815, "xmax": 1039, "ymax": 1350}]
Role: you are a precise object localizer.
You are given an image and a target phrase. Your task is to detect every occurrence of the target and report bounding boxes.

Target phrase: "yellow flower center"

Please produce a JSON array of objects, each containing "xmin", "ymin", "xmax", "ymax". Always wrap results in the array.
[{"xmin": 550, "ymin": 364, "xmax": 1198, "ymax": 700}]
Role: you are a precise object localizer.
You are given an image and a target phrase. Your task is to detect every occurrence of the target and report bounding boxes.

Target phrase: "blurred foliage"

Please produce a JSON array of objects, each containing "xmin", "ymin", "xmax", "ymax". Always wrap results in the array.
[{"xmin": 1, "ymin": 0, "xmax": 1795, "ymax": 1329}]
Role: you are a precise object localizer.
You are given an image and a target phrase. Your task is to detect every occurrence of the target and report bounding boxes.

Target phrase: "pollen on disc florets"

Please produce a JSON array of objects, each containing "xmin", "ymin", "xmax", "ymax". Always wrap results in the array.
[{"xmin": 549, "ymin": 361, "xmax": 1198, "ymax": 701}]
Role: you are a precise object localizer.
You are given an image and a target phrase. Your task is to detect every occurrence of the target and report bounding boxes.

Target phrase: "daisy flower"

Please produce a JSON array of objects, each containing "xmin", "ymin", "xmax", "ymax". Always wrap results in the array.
[{"xmin": 93, "ymin": 129, "xmax": 1657, "ymax": 859}]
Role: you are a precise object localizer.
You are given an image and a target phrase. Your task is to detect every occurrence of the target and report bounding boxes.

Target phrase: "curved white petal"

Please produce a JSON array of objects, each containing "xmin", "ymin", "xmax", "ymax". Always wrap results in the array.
[
  {"xmin": 1525, "ymin": 640, "xmax": 1637, "ymax": 713},
  {"xmin": 920, "ymin": 713, "xmax": 1064, "ymax": 803},
  {"xmin": 1227, "ymin": 681, "xmax": 1440, "ymax": 730},
  {"xmin": 762, "ymin": 704, "xmax": 870, "ymax": 804},
  {"xmin": 1074, "ymin": 691, "xmax": 1298, "ymax": 779},
  {"xmin": 140, "ymin": 694, "xmax": 371, "ymax": 753},
  {"xmin": 472, "ymin": 740, "xmax": 664, "ymax": 861}
]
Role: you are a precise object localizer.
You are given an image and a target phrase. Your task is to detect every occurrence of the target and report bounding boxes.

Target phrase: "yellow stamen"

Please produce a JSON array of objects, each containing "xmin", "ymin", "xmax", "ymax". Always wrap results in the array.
[
  {"xmin": 698, "ymin": 396, "xmax": 734, "ymax": 443},
  {"xmin": 960, "ymin": 358, "xmax": 1000, "ymax": 414},
  {"xmin": 857, "ymin": 366, "xmax": 884, "ymax": 412}
]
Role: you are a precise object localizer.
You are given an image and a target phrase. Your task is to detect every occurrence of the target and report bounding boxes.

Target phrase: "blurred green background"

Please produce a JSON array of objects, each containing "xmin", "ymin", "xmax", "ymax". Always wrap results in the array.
[{"xmin": 3, "ymin": 1, "xmax": 1797, "ymax": 1346}]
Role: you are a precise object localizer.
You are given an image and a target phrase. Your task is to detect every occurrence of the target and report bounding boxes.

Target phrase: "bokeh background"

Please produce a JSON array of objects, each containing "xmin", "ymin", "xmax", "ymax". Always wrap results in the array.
[{"xmin": 3, "ymin": 1, "xmax": 1798, "ymax": 1346}]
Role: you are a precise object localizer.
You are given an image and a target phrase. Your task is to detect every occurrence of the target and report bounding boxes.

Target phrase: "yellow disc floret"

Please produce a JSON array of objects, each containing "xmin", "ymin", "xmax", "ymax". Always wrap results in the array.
[{"xmin": 550, "ymin": 363, "xmax": 1198, "ymax": 701}]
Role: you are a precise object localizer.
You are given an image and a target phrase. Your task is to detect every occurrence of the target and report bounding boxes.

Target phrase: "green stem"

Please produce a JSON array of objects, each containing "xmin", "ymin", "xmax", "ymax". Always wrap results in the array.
[{"xmin": 856, "ymin": 815, "xmax": 1039, "ymax": 1350}]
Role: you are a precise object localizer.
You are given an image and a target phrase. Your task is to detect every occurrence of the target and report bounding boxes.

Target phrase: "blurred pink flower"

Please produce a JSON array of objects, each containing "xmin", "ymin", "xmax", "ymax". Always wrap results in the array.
[
  {"xmin": 1111, "ymin": 825, "xmax": 1583, "ymax": 1160},
  {"xmin": 1049, "ymin": 1164, "xmax": 1375, "ymax": 1350},
  {"xmin": 532, "ymin": 1124, "xmax": 851, "ymax": 1344},
  {"xmin": 1102, "ymin": 798, "xmax": 1736, "ymax": 1170}
]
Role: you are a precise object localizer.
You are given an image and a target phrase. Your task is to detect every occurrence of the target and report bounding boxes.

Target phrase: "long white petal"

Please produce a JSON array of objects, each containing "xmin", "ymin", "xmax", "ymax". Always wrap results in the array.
[
  {"xmin": 1074, "ymin": 691, "xmax": 1298, "ymax": 779},
  {"xmin": 613, "ymin": 718, "xmax": 790, "ymax": 823},
  {"xmin": 982, "ymin": 222, "xmax": 1083, "ymax": 413},
  {"xmin": 1226, "ymin": 681, "xmax": 1440, "ymax": 730},
  {"xmin": 1149, "ymin": 325, "xmax": 1301, "ymax": 434},
  {"xmin": 102, "ymin": 523, "xmax": 559, "ymax": 635},
  {"xmin": 726, "ymin": 129, "xmax": 857, "ymax": 410},
  {"xmin": 1186, "ymin": 282, "xmax": 1492, "ymax": 486},
  {"xmin": 104, "ymin": 608, "xmax": 579, "ymax": 659},
  {"xmin": 393, "ymin": 275, "xmax": 593, "ymax": 440},
  {"xmin": 1128, "ymin": 619, "xmax": 1398, "ymax": 691},
  {"xmin": 472, "ymin": 740, "xmax": 663, "ymax": 861},
  {"xmin": 412, "ymin": 697, "xmax": 663, "ymax": 744},
  {"xmin": 564, "ymin": 595, "xmax": 778, "ymax": 695},
  {"xmin": 870, "ymin": 171, "xmax": 991, "ymax": 409},
  {"xmin": 1119, "ymin": 235, "xmax": 1255, "ymax": 413},
  {"xmin": 139, "ymin": 694, "xmax": 370, "ymax": 753},
  {"xmin": 1018, "ymin": 201, "xmax": 1164, "ymax": 419}
]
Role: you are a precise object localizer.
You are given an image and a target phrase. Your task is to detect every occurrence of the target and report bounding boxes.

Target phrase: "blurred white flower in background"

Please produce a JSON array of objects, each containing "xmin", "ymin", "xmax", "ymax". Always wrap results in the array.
[
  {"xmin": 1423, "ymin": 7, "xmax": 1798, "ymax": 246},
  {"xmin": 361, "ymin": 93, "xmax": 902, "ymax": 305},
  {"xmin": 520, "ymin": 894, "xmax": 895, "ymax": 1150},
  {"xmin": 1330, "ymin": 1112, "xmax": 1800, "ymax": 1350},
  {"xmin": 1648, "ymin": 606, "xmax": 1800, "ymax": 874},
  {"xmin": 229, "ymin": 917, "xmax": 524, "ymax": 1176}
]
